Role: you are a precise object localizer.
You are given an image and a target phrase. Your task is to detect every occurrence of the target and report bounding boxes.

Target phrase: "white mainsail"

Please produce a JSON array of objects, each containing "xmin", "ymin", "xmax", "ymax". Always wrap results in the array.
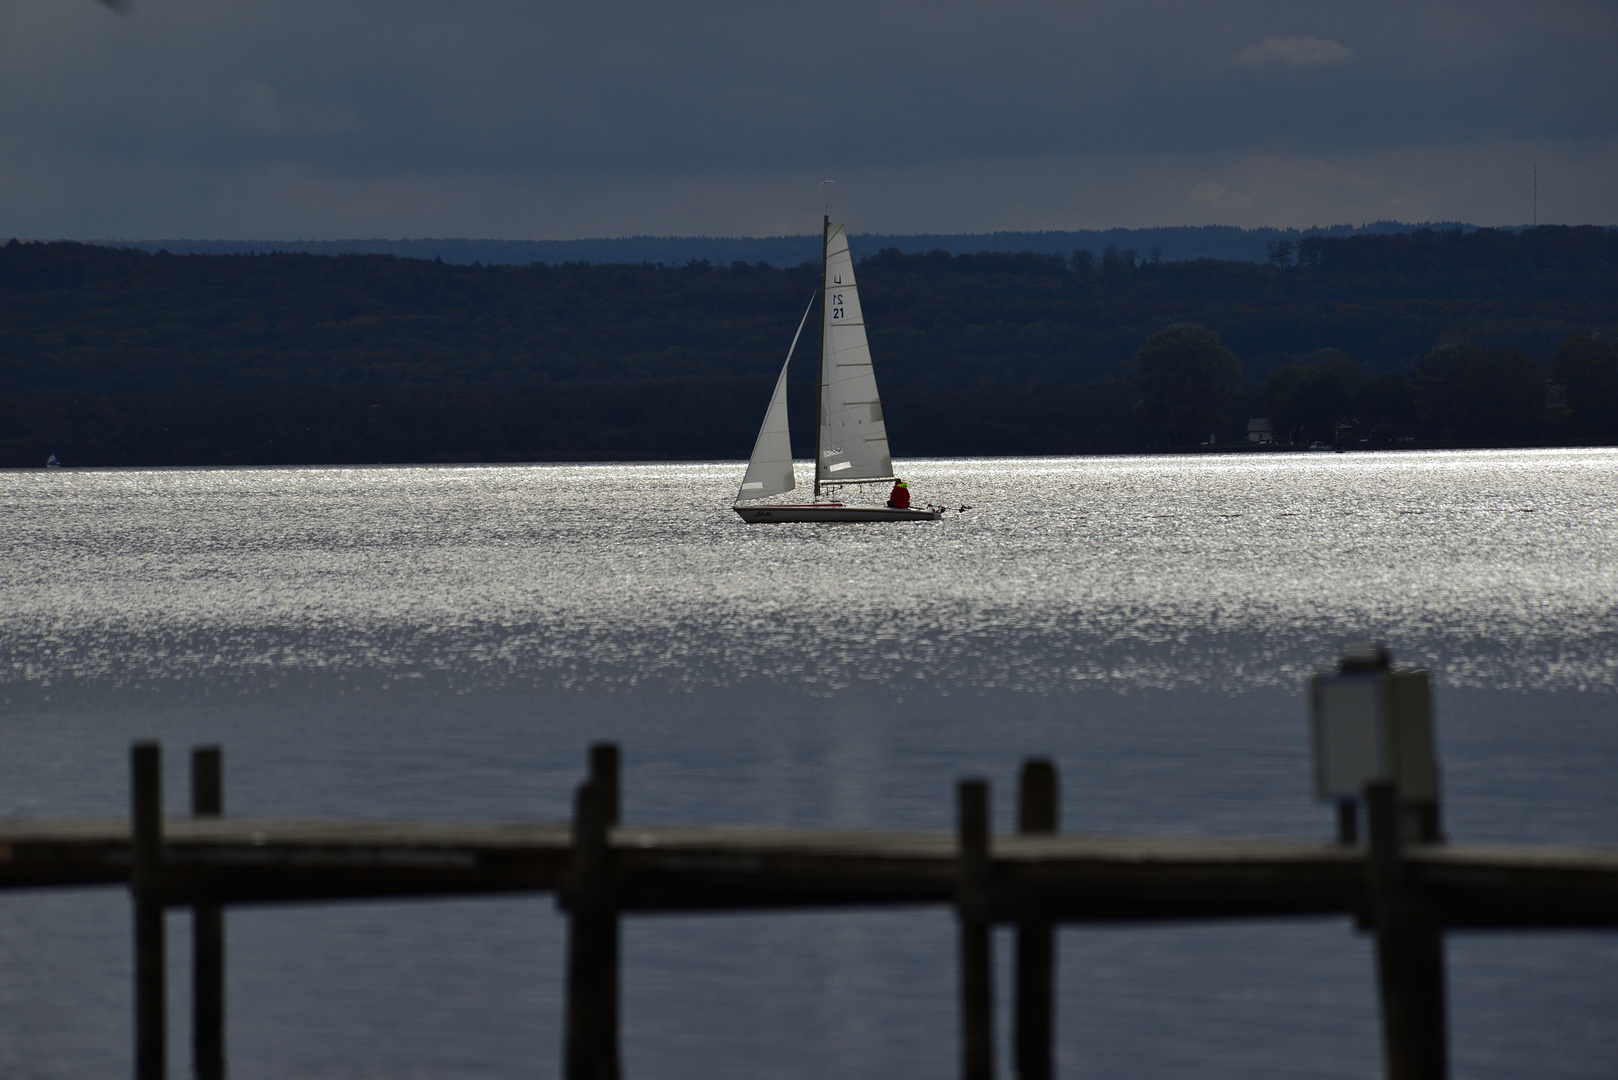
[
  {"xmin": 735, "ymin": 293, "xmax": 815, "ymax": 503},
  {"xmin": 817, "ymin": 222, "xmax": 895, "ymax": 485}
]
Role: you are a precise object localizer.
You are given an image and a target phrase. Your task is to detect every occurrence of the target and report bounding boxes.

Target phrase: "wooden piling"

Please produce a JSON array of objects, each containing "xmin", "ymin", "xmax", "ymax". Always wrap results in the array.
[
  {"xmin": 191, "ymin": 746, "xmax": 225, "ymax": 1080},
  {"xmin": 563, "ymin": 744, "xmax": 621, "ymax": 1080},
  {"xmin": 1015, "ymin": 760, "xmax": 1058, "ymax": 1080},
  {"xmin": 957, "ymin": 779, "xmax": 994, "ymax": 1080},
  {"xmin": 590, "ymin": 743, "xmax": 620, "ymax": 826},
  {"xmin": 131, "ymin": 741, "xmax": 165, "ymax": 1080},
  {"xmin": 1337, "ymin": 799, "xmax": 1359, "ymax": 846},
  {"xmin": 1367, "ymin": 781, "xmax": 1447, "ymax": 1080},
  {"xmin": 1409, "ymin": 802, "xmax": 1442, "ymax": 845}
]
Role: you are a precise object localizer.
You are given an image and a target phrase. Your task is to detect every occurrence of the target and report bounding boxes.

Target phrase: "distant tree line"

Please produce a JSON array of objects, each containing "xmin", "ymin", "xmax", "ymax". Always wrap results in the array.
[
  {"xmin": 1132, "ymin": 325, "xmax": 1618, "ymax": 448},
  {"xmin": 2, "ymin": 226, "xmax": 1615, "ymax": 466},
  {"xmin": 0, "ymin": 380, "xmax": 1145, "ymax": 467},
  {"xmin": 108, "ymin": 220, "xmax": 1485, "ymax": 270}
]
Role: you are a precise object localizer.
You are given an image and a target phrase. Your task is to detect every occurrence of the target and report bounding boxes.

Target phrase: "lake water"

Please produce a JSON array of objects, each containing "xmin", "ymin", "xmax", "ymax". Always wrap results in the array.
[{"xmin": 1, "ymin": 449, "xmax": 1615, "ymax": 1080}]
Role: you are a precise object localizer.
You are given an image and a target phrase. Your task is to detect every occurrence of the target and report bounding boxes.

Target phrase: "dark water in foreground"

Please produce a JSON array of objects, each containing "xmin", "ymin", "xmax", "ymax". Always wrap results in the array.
[{"xmin": 1, "ymin": 450, "xmax": 1615, "ymax": 1079}]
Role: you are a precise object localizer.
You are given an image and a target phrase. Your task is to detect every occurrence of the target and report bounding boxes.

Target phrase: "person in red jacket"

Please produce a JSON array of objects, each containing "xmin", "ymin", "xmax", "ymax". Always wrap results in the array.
[{"xmin": 887, "ymin": 479, "xmax": 910, "ymax": 509}]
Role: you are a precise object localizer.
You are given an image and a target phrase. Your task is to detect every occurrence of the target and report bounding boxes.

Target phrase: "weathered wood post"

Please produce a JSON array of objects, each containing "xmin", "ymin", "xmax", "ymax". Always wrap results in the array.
[
  {"xmin": 1336, "ymin": 799, "xmax": 1359, "ymax": 846},
  {"xmin": 957, "ymin": 779, "xmax": 994, "ymax": 1080},
  {"xmin": 191, "ymin": 746, "xmax": 225, "ymax": 1080},
  {"xmin": 1015, "ymin": 760, "xmax": 1058, "ymax": 1080},
  {"xmin": 131, "ymin": 741, "xmax": 165, "ymax": 1080},
  {"xmin": 591, "ymin": 743, "xmax": 620, "ymax": 826},
  {"xmin": 1366, "ymin": 781, "xmax": 1446, "ymax": 1080},
  {"xmin": 563, "ymin": 743, "xmax": 621, "ymax": 1080}
]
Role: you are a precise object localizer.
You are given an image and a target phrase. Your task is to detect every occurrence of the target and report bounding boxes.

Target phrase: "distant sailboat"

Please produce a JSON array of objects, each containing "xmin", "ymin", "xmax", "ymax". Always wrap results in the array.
[
  {"xmin": 733, "ymin": 217, "xmax": 942, "ymax": 523},
  {"xmin": 45, "ymin": 453, "xmax": 61, "ymax": 469}
]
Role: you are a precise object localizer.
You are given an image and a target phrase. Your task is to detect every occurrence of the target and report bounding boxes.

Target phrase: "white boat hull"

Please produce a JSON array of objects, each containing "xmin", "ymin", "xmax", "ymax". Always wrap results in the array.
[{"xmin": 734, "ymin": 503, "xmax": 942, "ymax": 523}]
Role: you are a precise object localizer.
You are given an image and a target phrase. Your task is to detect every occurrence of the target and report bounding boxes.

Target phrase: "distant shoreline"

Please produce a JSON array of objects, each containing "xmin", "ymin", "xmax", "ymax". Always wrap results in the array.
[
  {"xmin": 1142, "ymin": 440, "xmax": 1616, "ymax": 455},
  {"xmin": 13, "ymin": 443, "xmax": 1617, "ymax": 473},
  {"xmin": 71, "ymin": 220, "xmax": 1509, "ymax": 269}
]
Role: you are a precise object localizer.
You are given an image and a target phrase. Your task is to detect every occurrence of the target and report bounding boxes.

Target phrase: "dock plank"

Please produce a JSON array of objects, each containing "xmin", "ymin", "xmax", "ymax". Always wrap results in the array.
[{"xmin": 3, "ymin": 819, "xmax": 1616, "ymax": 926}]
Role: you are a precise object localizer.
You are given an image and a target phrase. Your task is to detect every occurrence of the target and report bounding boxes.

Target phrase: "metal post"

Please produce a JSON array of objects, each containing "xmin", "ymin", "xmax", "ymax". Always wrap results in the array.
[
  {"xmin": 191, "ymin": 746, "xmax": 225, "ymax": 1080},
  {"xmin": 957, "ymin": 779, "xmax": 994, "ymax": 1080},
  {"xmin": 563, "ymin": 747, "xmax": 620, "ymax": 1080},
  {"xmin": 131, "ymin": 741, "xmax": 165, "ymax": 1080},
  {"xmin": 1015, "ymin": 761, "xmax": 1058, "ymax": 1080},
  {"xmin": 1367, "ymin": 781, "xmax": 1447, "ymax": 1080}
]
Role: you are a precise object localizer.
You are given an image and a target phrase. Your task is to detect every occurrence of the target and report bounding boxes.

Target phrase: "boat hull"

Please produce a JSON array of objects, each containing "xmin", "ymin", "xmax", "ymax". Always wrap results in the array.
[{"xmin": 734, "ymin": 504, "xmax": 942, "ymax": 523}]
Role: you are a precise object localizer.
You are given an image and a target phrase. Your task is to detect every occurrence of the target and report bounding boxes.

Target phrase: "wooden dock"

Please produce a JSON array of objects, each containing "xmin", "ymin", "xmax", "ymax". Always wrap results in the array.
[{"xmin": 3, "ymin": 742, "xmax": 1616, "ymax": 1080}]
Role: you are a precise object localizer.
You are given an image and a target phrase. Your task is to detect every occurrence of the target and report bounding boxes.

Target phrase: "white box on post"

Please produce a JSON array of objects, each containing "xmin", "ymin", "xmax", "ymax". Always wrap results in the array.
[{"xmin": 1310, "ymin": 643, "xmax": 1439, "ymax": 842}]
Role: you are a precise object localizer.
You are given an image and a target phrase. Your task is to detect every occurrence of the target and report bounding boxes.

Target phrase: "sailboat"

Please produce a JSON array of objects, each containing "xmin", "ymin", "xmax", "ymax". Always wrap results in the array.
[{"xmin": 733, "ymin": 217, "xmax": 942, "ymax": 523}]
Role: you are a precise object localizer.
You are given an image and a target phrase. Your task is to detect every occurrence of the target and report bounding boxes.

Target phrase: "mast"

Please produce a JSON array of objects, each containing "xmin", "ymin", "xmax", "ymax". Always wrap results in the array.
[{"xmin": 814, "ymin": 214, "xmax": 829, "ymax": 499}]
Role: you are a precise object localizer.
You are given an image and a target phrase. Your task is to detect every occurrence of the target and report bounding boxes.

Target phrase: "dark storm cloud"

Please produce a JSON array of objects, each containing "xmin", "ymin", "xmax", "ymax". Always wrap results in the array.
[{"xmin": 1, "ymin": 0, "xmax": 1614, "ymax": 236}]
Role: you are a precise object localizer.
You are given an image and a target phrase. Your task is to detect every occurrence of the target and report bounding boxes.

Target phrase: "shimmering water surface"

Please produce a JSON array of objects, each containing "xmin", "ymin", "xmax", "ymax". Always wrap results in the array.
[{"xmin": 2, "ymin": 449, "xmax": 1616, "ymax": 1080}]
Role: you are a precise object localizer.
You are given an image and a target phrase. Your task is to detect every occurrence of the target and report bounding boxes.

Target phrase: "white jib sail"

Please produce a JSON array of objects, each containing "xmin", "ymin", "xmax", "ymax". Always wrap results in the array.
[
  {"xmin": 736, "ymin": 292, "xmax": 816, "ymax": 503},
  {"xmin": 818, "ymin": 223, "xmax": 895, "ymax": 484}
]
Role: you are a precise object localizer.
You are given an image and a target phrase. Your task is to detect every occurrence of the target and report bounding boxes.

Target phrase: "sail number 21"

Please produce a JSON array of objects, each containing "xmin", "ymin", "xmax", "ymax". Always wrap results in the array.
[{"xmin": 830, "ymin": 293, "xmax": 845, "ymax": 320}]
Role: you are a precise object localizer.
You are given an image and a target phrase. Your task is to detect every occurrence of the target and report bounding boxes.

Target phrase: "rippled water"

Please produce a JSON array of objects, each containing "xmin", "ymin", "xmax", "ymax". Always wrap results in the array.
[
  {"xmin": 1, "ymin": 450, "xmax": 1616, "ymax": 1080},
  {"xmin": 6, "ymin": 449, "xmax": 1617, "ymax": 695}
]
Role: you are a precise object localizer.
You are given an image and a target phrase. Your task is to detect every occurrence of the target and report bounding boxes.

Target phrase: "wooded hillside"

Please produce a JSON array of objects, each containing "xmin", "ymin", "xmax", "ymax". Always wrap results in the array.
[{"xmin": 3, "ymin": 226, "xmax": 1614, "ymax": 465}]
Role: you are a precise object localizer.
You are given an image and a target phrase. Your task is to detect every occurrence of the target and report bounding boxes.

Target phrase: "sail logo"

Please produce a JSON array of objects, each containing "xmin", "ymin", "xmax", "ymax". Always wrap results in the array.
[{"xmin": 821, "ymin": 447, "xmax": 843, "ymax": 458}]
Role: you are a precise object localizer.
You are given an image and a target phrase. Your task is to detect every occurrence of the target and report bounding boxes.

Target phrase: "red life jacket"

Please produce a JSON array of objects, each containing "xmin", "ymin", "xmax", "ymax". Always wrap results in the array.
[{"xmin": 888, "ymin": 483, "xmax": 910, "ymax": 509}]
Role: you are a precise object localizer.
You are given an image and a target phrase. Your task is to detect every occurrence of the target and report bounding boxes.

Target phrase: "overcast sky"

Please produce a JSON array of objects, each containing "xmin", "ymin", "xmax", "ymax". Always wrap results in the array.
[{"xmin": 1, "ymin": 0, "xmax": 1614, "ymax": 239}]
